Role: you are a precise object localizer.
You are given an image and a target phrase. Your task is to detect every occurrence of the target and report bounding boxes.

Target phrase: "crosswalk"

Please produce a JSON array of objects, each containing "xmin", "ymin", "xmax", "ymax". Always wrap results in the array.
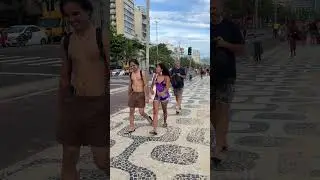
[{"xmin": 0, "ymin": 55, "xmax": 62, "ymax": 67}]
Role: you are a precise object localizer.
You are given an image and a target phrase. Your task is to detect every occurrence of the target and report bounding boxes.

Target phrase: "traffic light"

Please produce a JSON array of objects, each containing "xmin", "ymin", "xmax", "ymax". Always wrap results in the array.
[{"xmin": 188, "ymin": 47, "xmax": 192, "ymax": 55}]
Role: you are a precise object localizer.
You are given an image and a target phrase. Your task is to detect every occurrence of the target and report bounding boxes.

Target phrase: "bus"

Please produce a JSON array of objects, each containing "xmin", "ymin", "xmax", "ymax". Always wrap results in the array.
[{"xmin": 38, "ymin": 10, "xmax": 66, "ymax": 42}]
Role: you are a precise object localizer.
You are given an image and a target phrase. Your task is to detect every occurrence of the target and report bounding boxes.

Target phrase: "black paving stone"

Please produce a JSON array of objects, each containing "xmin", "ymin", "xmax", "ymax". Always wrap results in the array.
[
  {"xmin": 235, "ymin": 136, "xmax": 292, "ymax": 147},
  {"xmin": 254, "ymin": 113, "xmax": 306, "ymax": 121}
]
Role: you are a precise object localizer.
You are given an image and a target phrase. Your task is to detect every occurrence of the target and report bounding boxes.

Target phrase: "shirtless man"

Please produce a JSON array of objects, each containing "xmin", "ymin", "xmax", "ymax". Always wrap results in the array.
[
  {"xmin": 126, "ymin": 59, "xmax": 152, "ymax": 133},
  {"xmin": 58, "ymin": 0, "xmax": 109, "ymax": 179}
]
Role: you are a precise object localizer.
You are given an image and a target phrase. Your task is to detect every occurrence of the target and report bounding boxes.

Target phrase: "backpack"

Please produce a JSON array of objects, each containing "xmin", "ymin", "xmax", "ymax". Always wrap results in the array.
[
  {"xmin": 170, "ymin": 68, "xmax": 184, "ymax": 88},
  {"xmin": 63, "ymin": 27, "xmax": 108, "ymax": 95},
  {"xmin": 129, "ymin": 70, "xmax": 143, "ymax": 92}
]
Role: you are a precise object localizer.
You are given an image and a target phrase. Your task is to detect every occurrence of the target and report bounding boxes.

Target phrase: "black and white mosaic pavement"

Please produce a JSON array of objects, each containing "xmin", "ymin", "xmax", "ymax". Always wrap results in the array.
[
  {"xmin": 212, "ymin": 46, "xmax": 320, "ymax": 179},
  {"xmin": 109, "ymin": 77, "xmax": 210, "ymax": 179}
]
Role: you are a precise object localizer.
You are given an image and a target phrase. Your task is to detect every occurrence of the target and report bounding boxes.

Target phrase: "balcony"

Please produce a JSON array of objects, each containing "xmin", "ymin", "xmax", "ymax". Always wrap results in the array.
[
  {"xmin": 110, "ymin": 15, "xmax": 116, "ymax": 21},
  {"xmin": 110, "ymin": 0, "xmax": 115, "ymax": 2},
  {"xmin": 142, "ymin": 19, "xmax": 147, "ymax": 24},
  {"xmin": 111, "ymin": 21, "xmax": 116, "ymax": 26},
  {"xmin": 110, "ymin": 3, "xmax": 116, "ymax": 9},
  {"xmin": 110, "ymin": 9, "xmax": 116, "ymax": 14}
]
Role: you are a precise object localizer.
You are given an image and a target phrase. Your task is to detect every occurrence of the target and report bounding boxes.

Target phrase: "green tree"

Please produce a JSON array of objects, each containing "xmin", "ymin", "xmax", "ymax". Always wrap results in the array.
[
  {"xmin": 110, "ymin": 25, "xmax": 145, "ymax": 67},
  {"xmin": 224, "ymin": 0, "xmax": 247, "ymax": 18},
  {"xmin": 149, "ymin": 43, "xmax": 174, "ymax": 68},
  {"xmin": 258, "ymin": 0, "xmax": 274, "ymax": 19}
]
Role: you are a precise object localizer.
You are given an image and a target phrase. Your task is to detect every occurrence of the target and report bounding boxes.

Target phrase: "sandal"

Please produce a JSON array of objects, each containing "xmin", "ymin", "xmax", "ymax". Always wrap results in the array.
[
  {"xmin": 163, "ymin": 123, "xmax": 167, "ymax": 128},
  {"xmin": 149, "ymin": 130, "xmax": 158, "ymax": 135},
  {"xmin": 124, "ymin": 128, "xmax": 135, "ymax": 134},
  {"xmin": 147, "ymin": 116, "xmax": 153, "ymax": 125}
]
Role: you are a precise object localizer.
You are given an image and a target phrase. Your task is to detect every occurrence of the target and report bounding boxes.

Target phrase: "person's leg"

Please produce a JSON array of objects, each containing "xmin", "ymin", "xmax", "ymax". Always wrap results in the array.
[
  {"xmin": 176, "ymin": 88, "xmax": 183, "ymax": 111},
  {"xmin": 174, "ymin": 88, "xmax": 179, "ymax": 109},
  {"xmin": 293, "ymin": 40, "xmax": 296, "ymax": 56},
  {"xmin": 128, "ymin": 107, "xmax": 135, "ymax": 131},
  {"xmin": 91, "ymin": 147, "xmax": 109, "ymax": 174},
  {"xmin": 151, "ymin": 100, "xmax": 160, "ymax": 134},
  {"xmin": 61, "ymin": 146, "xmax": 81, "ymax": 180},
  {"xmin": 57, "ymin": 99, "xmax": 81, "ymax": 180},
  {"xmin": 214, "ymin": 82, "xmax": 234, "ymax": 158},
  {"xmin": 86, "ymin": 100, "xmax": 109, "ymax": 176},
  {"xmin": 128, "ymin": 93, "xmax": 136, "ymax": 132},
  {"xmin": 137, "ymin": 92, "xmax": 152, "ymax": 124},
  {"xmin": 161, "ymin": 101, "xmax": 169, "ymax": 127}
]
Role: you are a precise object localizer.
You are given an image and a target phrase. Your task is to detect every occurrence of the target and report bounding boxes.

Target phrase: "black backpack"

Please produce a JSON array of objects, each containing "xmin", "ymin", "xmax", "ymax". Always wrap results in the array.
[
  {"xmin": 129, "ymin": 70, "xmax": 143, "ymax": 92},
  {"xmin": 63, "ymin": 27, "xmax": 109, "ymax": 95}
]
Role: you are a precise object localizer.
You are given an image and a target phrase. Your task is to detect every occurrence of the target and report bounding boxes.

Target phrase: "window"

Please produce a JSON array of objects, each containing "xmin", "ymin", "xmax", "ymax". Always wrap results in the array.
[
  {"xmin": 38, "ymin": 18, "xmax": 61, "ymax": 28},
  {"xmin": 7, "ymin": 27, "xmax": 25, "ymax": 33},
  {"xmin": 31, "ymin": 27, "xmax": 40, "ymax": 32}
]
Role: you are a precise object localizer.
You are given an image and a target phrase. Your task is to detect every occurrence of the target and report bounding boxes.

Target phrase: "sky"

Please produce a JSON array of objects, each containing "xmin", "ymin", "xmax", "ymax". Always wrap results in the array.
[{"xmin": 135, "ymin": 0, "xmax": 210, "ymax": 58}]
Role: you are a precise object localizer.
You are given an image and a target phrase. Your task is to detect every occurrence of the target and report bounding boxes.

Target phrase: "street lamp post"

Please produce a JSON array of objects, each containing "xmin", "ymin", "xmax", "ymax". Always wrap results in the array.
[
  {"xmin": 255, "ymin": 0, "xmax": 259, "ymax": 29},
  {"xmin": 274, "ymin": 0, "xmax": 277, "ymax": 24},
  {"xmin": 155, "ymin": 19, "xmax": 159, "ymax": 65},
  {"xmin": 145, "ymin": 0, "xmax": 150, "ymax": 75}
]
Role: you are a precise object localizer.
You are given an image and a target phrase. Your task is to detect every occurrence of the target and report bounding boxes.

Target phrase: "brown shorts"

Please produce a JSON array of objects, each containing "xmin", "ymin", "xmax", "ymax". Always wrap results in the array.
[
  {"xmin": 57, "ymin": 96, "xmax": 108, "ymax": 147},
  {"xmin": 173, "ymin": 88, "xmax": 183, "ymax": 97},
  {"xmin": 128, "ymin": 92, "xmax": 145, "ymax": 108}
]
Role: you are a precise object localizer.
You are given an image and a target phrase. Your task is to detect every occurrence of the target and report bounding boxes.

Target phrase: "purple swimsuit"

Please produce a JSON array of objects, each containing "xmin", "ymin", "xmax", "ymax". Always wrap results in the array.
[{"xmin": 154, "ymin": 78, "xmax": 170, "ymax": 102}]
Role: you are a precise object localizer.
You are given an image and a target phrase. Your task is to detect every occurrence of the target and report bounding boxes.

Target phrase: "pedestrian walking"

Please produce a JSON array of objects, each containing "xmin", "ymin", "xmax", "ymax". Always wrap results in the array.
[
  {"xmin": 288, "ymin": 20, "xmax": 298, "ymax": 57},
  {"xmin": 170, "ymin": 61, "xmax": 186, "ymax": 114},
  {"xmin": 149, "ymin": 63, "xmax": 171, "ymax": 135},
  {"xmin": 253, "ymin": 36, "xmax": 263, "ymax": 63},
  {"xmin": 126, "ymin": 59, "xmax": 153, "ymax": 134},
  {"xmin": 211, "ymin": 0, "xmax": 245, "ymax": 166},
  {"xmin": 57, "ymin": 0, "xmax": 109, "ymax": 179}
]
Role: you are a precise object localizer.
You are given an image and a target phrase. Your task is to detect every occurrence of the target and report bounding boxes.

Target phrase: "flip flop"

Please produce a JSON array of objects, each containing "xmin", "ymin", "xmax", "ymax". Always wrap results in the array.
[{"xmin": 124, "ymin": 129, "xmax": 135, "ymax": 134}]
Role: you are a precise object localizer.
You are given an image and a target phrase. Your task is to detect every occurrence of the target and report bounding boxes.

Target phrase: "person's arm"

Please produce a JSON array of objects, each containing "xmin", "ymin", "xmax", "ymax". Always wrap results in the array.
[
  {"xmin": 102, "ymin": 30, "xmax": 110, "ymax": 92},
  {"xmin": 227, "ymin": 24, "xmax": 245, "ymax": 55},
  {"xmin": 128, "ymin": 77, "xmax": 132, "ymax": 95},
  {"xmin": 150, "ymin": 73, "xmax": 155, "ymax": 89},
  {"xmin": 180, "ymin": 68, "xmax": 187, "ymax": 79},
  {"xmin": 142, "ymin": 71, "xmax": 149, "ymax": 97},
  {"xmin": 58, "ymin": 39, "xmax": 71, "ymax": 99},
  {"xmin": 164, "ymin": 76, "xmax": 170, "ymax": 92}
]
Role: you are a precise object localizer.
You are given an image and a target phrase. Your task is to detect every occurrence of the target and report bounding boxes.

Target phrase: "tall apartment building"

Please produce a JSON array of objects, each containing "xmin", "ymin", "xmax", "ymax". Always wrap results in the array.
[
  {"xmin": 0, "ymin": 0, "xmax": 42, "ymax": 26},
  {"xmin": 110, "ymin": 0, "xmax": 135, "ymax": 39},
  {"xmin": 134, "ymin": 6, "xmax": 147, "ymax": 42},
  {"xmin": 192, "ymin": 50, "xmax": 201, "ymax": 64}
]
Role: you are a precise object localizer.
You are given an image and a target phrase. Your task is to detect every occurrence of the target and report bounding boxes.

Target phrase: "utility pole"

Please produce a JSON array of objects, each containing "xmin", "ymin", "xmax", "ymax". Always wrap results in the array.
[
  {"xmin": 145, "ymin": 0, "xmax": 150, "ymax": 75},
  {"xmin": 255, "ymin": 0, "xmax": 259, "ymax": 29},
  {"xmin": 274, "ymin": 0, "xmax": 277, "ymax": 24},
  {"xmin": 155, "ymin": 19, "xmax": 159, "ymax": 65},
  {"xmin": 99, "ymin": 0, "xmax": 104, "ymax": 29},
  {"xmin": 178, "ymin": 41, "xmax": 181, "ymax": 63}
]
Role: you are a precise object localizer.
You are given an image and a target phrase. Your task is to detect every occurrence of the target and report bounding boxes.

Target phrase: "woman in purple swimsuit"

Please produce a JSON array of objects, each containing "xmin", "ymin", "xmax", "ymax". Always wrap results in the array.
[{"xmin": 150, "ymin": 63, "xmax": 171, "ymax": 135}]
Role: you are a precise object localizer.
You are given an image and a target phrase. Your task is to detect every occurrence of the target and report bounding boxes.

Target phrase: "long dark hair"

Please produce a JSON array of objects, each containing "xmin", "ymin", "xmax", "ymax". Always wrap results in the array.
[
  {"xmin": 60, "ymin": 0, "xmax": 93, "ymax": 17},
  {"xmin": 158, "ymin": 63, "xmax": 170, "ymax": 76}
]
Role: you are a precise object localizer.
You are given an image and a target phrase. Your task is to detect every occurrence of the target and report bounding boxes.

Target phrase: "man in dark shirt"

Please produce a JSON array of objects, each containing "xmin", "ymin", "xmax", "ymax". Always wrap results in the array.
[
  {"xmin": 211, "ymin": 0, "xmax": 245, "ymax": 163},
  {"xmin": 170, "ymin": 61, "xmax": 186, "ymax": 114}
]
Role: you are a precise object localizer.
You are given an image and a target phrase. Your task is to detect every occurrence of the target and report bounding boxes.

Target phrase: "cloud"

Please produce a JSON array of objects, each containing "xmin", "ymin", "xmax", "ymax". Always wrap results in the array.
[{"xmin": 148, "ymin": 0, "xmax": 210, "ymax": 58}]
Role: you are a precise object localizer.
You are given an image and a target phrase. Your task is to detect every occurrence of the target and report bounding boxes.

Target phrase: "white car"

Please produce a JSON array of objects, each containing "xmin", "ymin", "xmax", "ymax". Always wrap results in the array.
[
  {"xmin": 6, "ymin": 25, "xmax": 48, "ymax": 46},
  {"xmin": 111, "ymin": 69, "xmax": 125, "ymax": 76}
]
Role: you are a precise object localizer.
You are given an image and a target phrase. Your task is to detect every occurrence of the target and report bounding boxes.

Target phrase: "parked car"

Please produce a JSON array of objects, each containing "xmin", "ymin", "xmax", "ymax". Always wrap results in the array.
[
  {"xmin": 6, "ymin": 25, "xmax": 48, "ymax": 46},
  {"xmin": 111, "ymin": 69, "xmax": 125, "ymax": 76}
]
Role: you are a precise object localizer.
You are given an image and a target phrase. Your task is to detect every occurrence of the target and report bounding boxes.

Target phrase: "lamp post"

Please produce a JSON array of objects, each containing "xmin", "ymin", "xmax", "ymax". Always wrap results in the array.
[
  {"xmin": 145, "ymin": 0, "xmax": 150, "ymax": 75},
  {"xmin": 155, "ymin": 19, "xmax": 159, "ymax": 65}
]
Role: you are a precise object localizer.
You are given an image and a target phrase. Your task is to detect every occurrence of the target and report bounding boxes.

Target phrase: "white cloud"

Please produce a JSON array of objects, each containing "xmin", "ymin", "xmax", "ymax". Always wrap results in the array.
[{"xmin": 149, "ymin": 0, "xmax": 210, "ymax": 58}]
